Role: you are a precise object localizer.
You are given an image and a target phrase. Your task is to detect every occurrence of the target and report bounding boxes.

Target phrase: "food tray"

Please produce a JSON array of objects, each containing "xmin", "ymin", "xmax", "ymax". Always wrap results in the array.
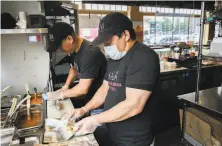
[{"xmin": 15, "ymin": 105, "xmax": 43, "ymax": 131}]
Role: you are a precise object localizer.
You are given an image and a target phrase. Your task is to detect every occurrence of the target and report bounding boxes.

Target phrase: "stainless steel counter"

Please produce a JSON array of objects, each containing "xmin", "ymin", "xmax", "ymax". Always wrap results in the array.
[
  {"xmin": 178, "ymin": 86, "xmax": 222, "ymax": 115},
  {"xmin": 160, "ymin": 67, "xmax": 187, "ymax": 73},
  {"xmin": 11, "ymin": 99, "xmax": 98, "ymax": 146}
]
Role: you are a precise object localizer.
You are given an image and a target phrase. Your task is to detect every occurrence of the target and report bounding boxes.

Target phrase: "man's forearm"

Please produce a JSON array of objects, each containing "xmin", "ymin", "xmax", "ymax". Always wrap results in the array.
[
  {"xmin": 63, "ymin": 84, "xmax": 87, "ymax": 98},
  {"xmin": 93, "ymin": 100, "xmax": 140, "ymax": 124},
  {"xmin": 84, "ymin": 85, "xmax": 108, "ymax": 111},
  {"xmin": 65, "ymin": 67, "xmax": 76, "ymax": 87}
]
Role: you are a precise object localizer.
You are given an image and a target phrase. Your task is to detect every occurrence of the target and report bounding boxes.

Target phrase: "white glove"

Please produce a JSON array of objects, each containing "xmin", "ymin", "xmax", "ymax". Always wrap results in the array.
[
  {"xmin": 75, "ymin": 116, "xmax": 101, "ymax": 136},
  {"xmin": 61, "ymin": 107, "xmax": 89, "ymax": 121},
  {"xmin": 42, "ymin": 91, "xmax": 64, "ymax": 101}
]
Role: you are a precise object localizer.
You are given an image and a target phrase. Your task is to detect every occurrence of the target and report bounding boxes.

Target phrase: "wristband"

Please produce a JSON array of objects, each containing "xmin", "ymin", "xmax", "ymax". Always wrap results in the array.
[
  {"xmin": 60, "ymin": 91, "xmax": 65, "ymax": 100},
  {"xmin": 82, "ymin": 106, "xmax": 89, "ymax": 114}
]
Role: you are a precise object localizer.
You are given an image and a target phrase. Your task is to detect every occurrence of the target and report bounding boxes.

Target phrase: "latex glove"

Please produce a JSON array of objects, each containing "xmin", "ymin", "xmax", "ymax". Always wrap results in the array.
[
  {"xmin": 57, "ymin": 85, "xmax": 69, "ymax": 92},
  {"xmin": 61, "ymin": 107, "xmax": 89, "ymax": 121},
  {"xmin": 42, "ymin": 91, "xmax": 64, "ymax": 101},
  {"xmin": 75, "ymin": 116, "xmax": 101, "ymax": 136}
]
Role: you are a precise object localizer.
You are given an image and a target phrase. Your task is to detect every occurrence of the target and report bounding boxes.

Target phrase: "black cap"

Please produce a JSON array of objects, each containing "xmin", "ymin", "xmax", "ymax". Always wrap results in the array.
[
  {"xmin": 47, "ymin": 22, "xmax": 74, "ymax": 52},
  {"xmin": 92, "ymin": 12, "xmax": 133, "ymax": 45}
]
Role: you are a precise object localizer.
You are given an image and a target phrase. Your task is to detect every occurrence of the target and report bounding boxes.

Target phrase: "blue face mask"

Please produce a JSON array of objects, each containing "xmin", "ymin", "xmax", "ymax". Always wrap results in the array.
[{"xmin": 104, "ymin": 44, "xmax": 126, "ymax": 60}]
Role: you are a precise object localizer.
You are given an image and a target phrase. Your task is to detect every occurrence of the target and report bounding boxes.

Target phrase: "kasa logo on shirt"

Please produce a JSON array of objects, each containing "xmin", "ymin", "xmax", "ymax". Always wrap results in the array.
[
  {"xmin": 108, "ymin": 71, "xmax": 119, "ymax": 81},
  {"xmin": 108, "ymin": 71, "xmax": 122, "ymax": 91}
]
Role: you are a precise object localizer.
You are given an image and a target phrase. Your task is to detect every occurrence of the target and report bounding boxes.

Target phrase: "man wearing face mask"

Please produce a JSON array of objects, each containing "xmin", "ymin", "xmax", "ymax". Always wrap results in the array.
[
  {"xmin": 65, "ymin": 13, "xmax": 160, "ymax": 146},
  {"xmin": 43, "ymin": 22, "xmax": 107, "ymax": 109}
]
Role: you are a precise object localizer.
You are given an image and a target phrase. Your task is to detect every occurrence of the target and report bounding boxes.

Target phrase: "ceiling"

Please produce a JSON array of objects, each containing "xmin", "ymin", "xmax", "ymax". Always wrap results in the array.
[{"xmin": 82, "ymin": 1, "xmax": 215, "ymax": 11}]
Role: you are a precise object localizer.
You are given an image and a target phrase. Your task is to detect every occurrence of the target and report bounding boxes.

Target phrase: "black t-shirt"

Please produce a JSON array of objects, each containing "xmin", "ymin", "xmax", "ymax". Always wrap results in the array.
[
  {"xmin": 71, "ymin": 39, "xmax": 107, "ymax": 102},
  {"xmin": 104, "ymin": 41, "xmax": 160, "ymax": 146}
]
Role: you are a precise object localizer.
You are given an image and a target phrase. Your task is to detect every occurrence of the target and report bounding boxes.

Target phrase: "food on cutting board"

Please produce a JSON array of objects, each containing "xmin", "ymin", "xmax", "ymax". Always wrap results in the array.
[{"xmin": 44, "ymin": 118, "xmax": 77, "ymax": 142}]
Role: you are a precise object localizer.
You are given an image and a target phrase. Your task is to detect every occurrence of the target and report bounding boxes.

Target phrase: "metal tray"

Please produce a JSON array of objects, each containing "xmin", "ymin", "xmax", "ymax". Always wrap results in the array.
[{"xmin": 15, "ymin": 105, "xmax": 43, "ymax": 132}]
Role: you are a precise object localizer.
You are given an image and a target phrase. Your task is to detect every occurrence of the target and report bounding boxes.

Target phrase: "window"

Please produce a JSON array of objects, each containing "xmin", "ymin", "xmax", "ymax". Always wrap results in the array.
[
  {"xmin": 143, "ymin": 15, "xmax": 200, "ymax": 45},
  {"xmin": 91, "ymin": 4, "xmax": 97, "ymax": 10},
  {"xmin": 115, "ymin": 5, "xmax": 121, "ymax": 11},
  {"xmin": 151, "ymin": 7, "xmax": 156, "ymax": 12},
  {"xmin": 82, "ymin": 4, "xmax": 127, "ymax": 11},
  {"xmin": 98, "ymin": 4, "xmax": 104, "ymax": 10},
  {"xmin": 144, "ymin": 16, "xmax": 173, "ymax": 45},
  {"xmin": 85, "ymin": 4, "xmax": 91, "ymax": 10},
  {"xmin": 173, "ymin": 17, "xmax": 189, "ymax": 42},
  {"xmin": 111, "ymin": 5, "xmax": 116, "ymax": 11},
  {"xmin": 188, "ymin": 17, "xmax": 200, "ymax": 43},
  {"xmin": 140, "ymin": 6, "xmax": 174, "ymax": 14},
  {"xmin": 104, "ymin": 5, "xmax": 110, "ymax": 11},
  {"xmin": 122, "ymin": 6, "xmax": 127, "ymax": 11},
  {"xmin": 141, "ymin": 6, "xmax": 146, "ymax": 12}
]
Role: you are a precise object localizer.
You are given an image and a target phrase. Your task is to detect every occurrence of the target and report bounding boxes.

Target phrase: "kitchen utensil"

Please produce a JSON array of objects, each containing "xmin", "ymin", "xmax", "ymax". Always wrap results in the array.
[
  {"xmin": 16, "ymin": 11, "xmax": 27, "ymax": 29},
  {"xmin": 15, "ymin": 105, "xmax": 43, "ymax": 131},
  {"xmin": 1, "ymin": 95, "xmax": 22, "ymax": 108},
  {"xmin": 0, "ymin": 86, "xmax": 12, "ymax": 96},
  {"xmin": 25, "ymin": 83, "xmax": 31, "ymax": 119},
  {"xmin": 34, "ymin": 87, "xmax": 37, "ymax": 100},
  {"xmin": 2, "ymin": 97, "xmax": 17, "ymax": 128},
  {"xmin": 18, "ymin": 12, "xmax": 27, "ymax": 20},
  {"xmin": 10, "ymin": 95, "xmax": 31, "ymax": 118}
]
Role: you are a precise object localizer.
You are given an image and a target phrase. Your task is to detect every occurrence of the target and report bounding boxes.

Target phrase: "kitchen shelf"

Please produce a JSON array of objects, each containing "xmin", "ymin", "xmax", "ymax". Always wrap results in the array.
[
  {"xmin": 1, "ymin": 28, "xmax": 48, "ymax": 34},
  {"xmin": 46, "ymin": 16, "xmax": 75, "ymax": 20}
]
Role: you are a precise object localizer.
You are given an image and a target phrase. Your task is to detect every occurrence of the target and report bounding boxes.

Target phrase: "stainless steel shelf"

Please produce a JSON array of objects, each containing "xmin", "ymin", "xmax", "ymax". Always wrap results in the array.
[{"xmin": 1, "ymin": 28, "xmax": 48, "ymax": 34}]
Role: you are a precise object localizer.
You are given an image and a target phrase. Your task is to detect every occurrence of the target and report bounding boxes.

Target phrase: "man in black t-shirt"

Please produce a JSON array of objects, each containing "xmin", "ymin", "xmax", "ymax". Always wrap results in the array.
[
  {"xmin": 67, "ymin": 13, "xmax": 160, "ymax": 146},
  {"xmin": 43, "ymin": 22, "xmax": 107, "ymax": 108}
]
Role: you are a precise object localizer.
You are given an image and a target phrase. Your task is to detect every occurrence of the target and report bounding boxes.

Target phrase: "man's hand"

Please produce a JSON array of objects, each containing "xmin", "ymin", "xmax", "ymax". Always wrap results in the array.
[
  {"xmin": 75, "ymin": 116, "xmax": 100, "ymax": 136},
  {"xmin": 62, "ymin": 106, "xmax": 89, "ymax": 121},
  {"xmin": 42, "ymin": 91, "xmax": 64, "ymax": 101}
]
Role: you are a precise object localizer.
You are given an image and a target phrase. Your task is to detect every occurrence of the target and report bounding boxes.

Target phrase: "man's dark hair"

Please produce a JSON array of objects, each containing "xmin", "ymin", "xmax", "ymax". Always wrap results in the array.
[
  {"xmin": 128, "ymin": 29, "xmax": 136, "ymax": 40},
  {"xmin": 115, "ymin": 29, "xmax": 136, "ymax": 40}
]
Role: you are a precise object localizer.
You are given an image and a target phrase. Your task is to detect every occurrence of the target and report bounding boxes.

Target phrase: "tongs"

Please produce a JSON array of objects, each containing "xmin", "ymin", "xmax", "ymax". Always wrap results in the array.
[
  {"xmin": 0, "ymin": 85, "xmax": 12, "ymax": 96},
  {"xmin": 2, "ymin": 97, "xmax": 17, "ymax": 128}
]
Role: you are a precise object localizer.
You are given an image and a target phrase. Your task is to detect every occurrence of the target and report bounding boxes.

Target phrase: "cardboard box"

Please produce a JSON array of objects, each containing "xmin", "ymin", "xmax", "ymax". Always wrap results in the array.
[{"xmin": 179, "ymin": 108, "xmax": 222, "ymax": 146}]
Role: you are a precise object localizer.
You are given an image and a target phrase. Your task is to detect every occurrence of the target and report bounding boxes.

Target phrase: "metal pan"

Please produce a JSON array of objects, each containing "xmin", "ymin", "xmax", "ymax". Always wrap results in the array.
[
  {"xmin": 15, "ymin": 105, "xmax": 43, "ymax": 132},
  {"xmin": 22, "ymin": 93, "xmax": 43, "ymax": 105}
]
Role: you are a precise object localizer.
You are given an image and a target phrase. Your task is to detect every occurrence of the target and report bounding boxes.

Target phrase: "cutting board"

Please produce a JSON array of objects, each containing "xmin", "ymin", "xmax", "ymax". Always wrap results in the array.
[{"xmin": 47, "ymin": 99, "xmax": 74, "ymax": 119}]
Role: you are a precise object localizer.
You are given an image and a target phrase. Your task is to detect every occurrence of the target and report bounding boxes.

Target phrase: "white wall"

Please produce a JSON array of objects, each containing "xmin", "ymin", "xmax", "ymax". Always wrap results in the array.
[
  {"xmin": 1, "ymin": 34, "xmax": 49, "ymax": 95},
  {"xmin": 1, "ymin": 1, "xmax": 49, "ymax": 95}
]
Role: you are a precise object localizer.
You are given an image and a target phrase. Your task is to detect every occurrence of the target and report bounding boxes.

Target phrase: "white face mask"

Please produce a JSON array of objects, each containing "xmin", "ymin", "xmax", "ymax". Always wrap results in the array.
[{"xmin": 104, "ymin": 44, "xmax": 126, "ymax": 60}]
